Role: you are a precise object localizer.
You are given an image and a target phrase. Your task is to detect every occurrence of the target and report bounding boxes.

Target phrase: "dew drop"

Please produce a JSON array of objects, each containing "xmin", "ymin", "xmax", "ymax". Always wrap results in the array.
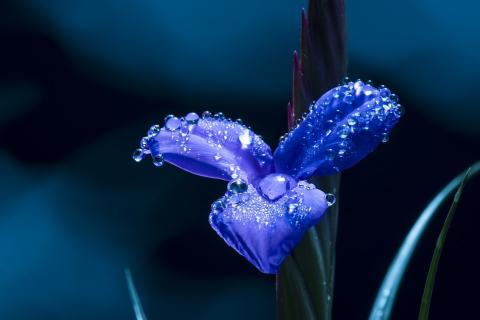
[
  {"xmin": 147, "ymin": 124, "xmax": 161, "ymax": 137},
  {"xmin": 325, "ymin": 193, "xmax": 336, "ymax": 206},
  {"xmin": 287, "ymin": 201, "xmax": 299, "ymax": 215},
  {"xmin": 132, "ymin": 149, "xmax": 144, "ymax": 162},
  {"xmin": 379, "ymin": 87, "xmax": 391, "ymax": 98},
  {"xmin": 354, "ymin": 80, "xmax": 364, "ymax": 91},
  {"xmin": 238, "ymin": 129, "xmax": 253, "ymax": 148},
  {"xmin": 347, "ymin": 117, "xmax": 357, "ymax": 126},
  {"xmin": 202, "ymin": 111, "xmax": 212, "ymax": 118},
  {"xmin": 381, "ymin": 133, "xmax": 389, "ymax": 143},
  {"xmin": 339, "ymin": 125, "xmax": 350, "ymax": 139},
  {"xmin": 165, "ymin": 116, "xmax": 181, "ymax": 131},
  {"xmin": 152, "ymin": 154, "xmax": 164, "ymax": 167},
  {"xmin": 394, "ymin": 104, "xmax": 404, "ymax": 118},
  {"xmin": 258, "ymin": 174, "xmax": 294, "ymax": 202},
  {"xmin": 235, "ymin": 118, "xmax": 244, "ymax": 125},
  {"xmin": 140, "ymin": 137, "xmax": 149, "ymax": 149},
  {"xmin": 214, "ymin": 112, "xmax": 225, "ymax": 120},
  {"xmin": 211, "ymin": 199, "xmax": 225, "ymax": 214},
  {"xmin": 185, "ymin": 112, "xmax": 200, "ymax": 124},
  {"xmin": 343, "ymin": 93, "xmax": 354, "ymax": 104},
  {"xmin": 227, "ymin": 178, "xmax": 248, "ymax": 194},
  {"xmin": 325, "ymin": 149, "xmax": 335, "ymax": 161},
  {"xmin": 340, "ymin": 76, "xmax": 350, "ymax": 85},
  {"xmin": 214, "ymin": 154, "xmax": 222, "ymax": 161}
]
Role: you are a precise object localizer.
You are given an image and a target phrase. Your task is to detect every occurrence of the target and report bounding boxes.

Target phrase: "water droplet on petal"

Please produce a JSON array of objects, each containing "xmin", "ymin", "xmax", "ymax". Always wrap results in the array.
[
  {"xmin": 381, "ymin": 133, "xmax": 389, "ymax": 143},
  {"xmin": 325, "ymin": 193, "xmax": 336, "ymax": 206},
  {"xmin": 343, "ymin": 93, "xmax": 354, "ymax": 104},
  {"xmin": 132, "ymin": 149, "xmax": 144, "ymax": 162},
  {"xmin": 379, "ymin": 87, "xmax": 391, "ymax": 98},
  {"xmin": 354, "ymin": 80, "xmax": 364, "ymax": 91},
  {"xmin": 258, "ymin": 174, "xmax": 295, "ymax": 202},
  {"xmin": 325, "ymin": 149, "xmax": 335, "ymax": 161},
  {"xmin": 227, "ymin": 178, "xmax": 248, "ymax": 194},
  {"xmin": 390, "ymin": 94, "xmax": 399, "ymax": 103},
  {"xmin": 214, "ymin": 112, "xmax": 225, "ymax": 120},
  {"xmin": 185, "ymin": 112, "xmax": 199, "ymax": 124},
  {"xmin": 165, "ymin": 116, "xmax": 181, "ymax": 131},
  {"xmin": 235, "ymin": 118, "xmax": 243, "ymax": 125},
  {"xmin": 152, "ymin": 154, "xmax": 164, "ymax": 167},
  {"xmin": 148, "ymin": 124, "xmax": 161, "ymax": 137},
  {"xmin": 339, "ymin": 125, "xmax": 350, "ymax": 139},
  {"xmin": 202, "ymin": 111, "xmax": 212, "ymax": 118},
  {"xmin": 238, "ymin": 129, "xmax": 253, "ymax": 148},
  {"xmin": 347, "ymin": 117, "xmax": 357, "ymax": 126},
  {"xmin": 394, "ymin": 104, "xmax": 404, "ymax": 118},
  {"xmin": 140, "ymin": 137, "xmax": 149, "ymax": 149},
  {"xmin": 340, "ymin": 76, "xmax": 350, "ymax": 85},
  {"xmin": 211, "ymin": 199, "xmax": 225, "ymax": 214}
]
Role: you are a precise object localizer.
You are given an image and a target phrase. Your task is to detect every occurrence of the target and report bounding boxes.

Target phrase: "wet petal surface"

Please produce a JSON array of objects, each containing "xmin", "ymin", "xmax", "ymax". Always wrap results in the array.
[
  {"xmin": 134, "ymin": 112, "xmax": 274, "ymax": 182},
  {"xmin": 274, "ymin": 80, "xmax": 403, "ymax": 179},
  {"xmin": 209, "ymin": 177, "xmax": 330, "ymax": 274}
]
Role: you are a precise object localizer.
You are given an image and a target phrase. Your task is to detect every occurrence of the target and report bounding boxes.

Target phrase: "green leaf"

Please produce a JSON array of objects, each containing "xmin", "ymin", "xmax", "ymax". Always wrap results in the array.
[
  {"xmin": 125, "ymin": 268, "xmax": 148, "ymax": 320},
  {"xmin": 369, "ymin": 162, "xmax": 480, "ymax": 320},
  {"xmin": 418, "ymin": 168, "xmax": 472, "ymax": 320}
]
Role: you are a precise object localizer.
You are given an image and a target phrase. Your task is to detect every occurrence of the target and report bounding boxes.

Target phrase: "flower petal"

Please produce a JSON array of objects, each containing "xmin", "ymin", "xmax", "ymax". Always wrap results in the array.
[
  {"xmin": 135, "ymin": 112, "xmax": 274, "ymax": 182},
  {"xmin": 274, "ymin": 80, "xmax": 403, "ymax": 179},
  {"xmin": 209, "ymin": 175, "xmax": 329, "ymax": 274}
]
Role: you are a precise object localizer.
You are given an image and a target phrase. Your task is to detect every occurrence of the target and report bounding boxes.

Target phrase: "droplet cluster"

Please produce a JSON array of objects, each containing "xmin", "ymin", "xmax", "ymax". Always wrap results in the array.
[
  {"xmin": 132, "ymin": 111, "xmax": 273, "ymax": 179},
  {"xmin": 210, "ymin": 178, "xmax": 328, "ymax": 230},
  {"xmin": 274, "ymin": 79, "xmax": 404, "ymax": 178}
]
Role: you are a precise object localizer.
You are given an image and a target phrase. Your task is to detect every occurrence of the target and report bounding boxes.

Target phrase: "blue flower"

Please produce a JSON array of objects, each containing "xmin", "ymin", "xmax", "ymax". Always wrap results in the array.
[{"xmin": 133, "ymin": 80, "xmax": 403, "ymax": 274}]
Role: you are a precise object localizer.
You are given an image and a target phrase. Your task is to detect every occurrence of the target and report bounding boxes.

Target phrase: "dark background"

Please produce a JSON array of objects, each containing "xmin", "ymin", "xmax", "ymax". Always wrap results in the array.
[{"xmin": 1, "ymin": 0, "xmax": 479, "ymax": 319}]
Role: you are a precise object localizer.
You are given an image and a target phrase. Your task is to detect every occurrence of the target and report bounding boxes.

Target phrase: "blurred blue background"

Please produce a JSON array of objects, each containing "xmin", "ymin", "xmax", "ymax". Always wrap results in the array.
[{"xmin": 1, "ymin": 0, "xmax": 479, "ymax": 319}]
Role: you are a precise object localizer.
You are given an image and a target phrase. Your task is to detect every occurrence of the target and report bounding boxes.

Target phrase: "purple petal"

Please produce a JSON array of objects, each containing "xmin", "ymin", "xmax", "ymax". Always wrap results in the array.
[
  {"xmin": 135, "ymin": 113, "xmax": 274, "ymax": 182},
  {"xmin": 209, "ymin": 175, "xmax": 330, "ymax": 274},
  {"xmin": 274, "ymin": 80, "xmax": 403, "ymax": 179}
]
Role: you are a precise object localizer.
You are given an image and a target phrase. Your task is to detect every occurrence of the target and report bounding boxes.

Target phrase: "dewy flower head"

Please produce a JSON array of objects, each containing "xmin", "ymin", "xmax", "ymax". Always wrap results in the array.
[{"xmin": 133, "ymin": 80, "xmax": 403, "ymax": 274}]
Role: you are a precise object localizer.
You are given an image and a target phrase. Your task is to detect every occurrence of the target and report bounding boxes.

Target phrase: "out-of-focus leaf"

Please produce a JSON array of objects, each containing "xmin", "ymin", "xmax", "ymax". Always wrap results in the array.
[
  {"xmin": 418, "ymin": 168, "xmax": 472, "ymax": 320},
  {"xmin": 125, "ymin": 268, "xmax": 147, "ymax": 320},
  {"xmin": 369, "ymin": 161, "xmax": 480, "ymax": 320}
]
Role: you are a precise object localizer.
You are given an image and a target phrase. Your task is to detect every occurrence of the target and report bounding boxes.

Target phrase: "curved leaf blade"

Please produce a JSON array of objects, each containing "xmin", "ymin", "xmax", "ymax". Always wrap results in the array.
[
  {"xmin": 418, "ymin": 168, "xmax": 472, "ymax": 320},
  {"xmin": 125, "ymin": 268, "xmax": 148, "ymax": 320},
  {"xmin": 369, "ymin": 161, "xmax": 480, "ymax": 320}
]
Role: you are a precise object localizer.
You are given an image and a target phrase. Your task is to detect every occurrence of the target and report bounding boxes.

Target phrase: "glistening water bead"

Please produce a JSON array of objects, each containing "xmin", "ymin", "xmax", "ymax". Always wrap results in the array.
[
  {"xmin": 258, "ymin": 174, "xmax": 295, "ymax": 201},
  {"xmin": 185, "ymin": 112, "xmax": 200, "ymax": 124},
  {"xmin": 152, "ymin": 154, "xmax": 164, "ymax": 167},
  {"xmin": 132, "ymin": 149, "xmax": 144, "ymax": 162},
  {"xmin": 227, "ymin": 178, "xmax": 248, "ymax": 194},
  {"xmin": 325, "ymin": 193, "xmax": 336, "ymax": 206},
  {"xmin": 211, "ymin": 199, "xmax": 225, "ymax": 214},
  {"xmin": 165, "ymin": 116, "xmax": 182, "ymax": 131},
  {"xmin": 147, "ymin": 124, "xmax": 160, "ymax": 137}
]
